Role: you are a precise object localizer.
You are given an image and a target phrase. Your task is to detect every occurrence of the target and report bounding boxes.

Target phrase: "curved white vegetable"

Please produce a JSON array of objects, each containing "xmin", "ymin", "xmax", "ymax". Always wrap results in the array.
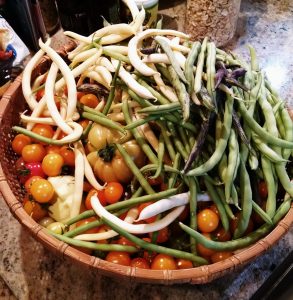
[
  {"xmin": 32, "ymin": 72, "xmax": 48, "ymax": 90},
  {"xmin": 57, "ymin": 122, "xmax": 83, "ymax": 144},
  {"xmin": 94, "ymin": 66, "xmax": 112, "ymax": 88},
  {"xmin": 130, "ymin": 6, "xmax": 145, "ymax": 33},
  {"xmin": 103, "ymin": 45, "xmax": 128, "ymax": 55},
  {"xmin": 73, "ymin": 208, "xmax": 138, "ymax": 241},
  {"xmin": 97, "ymin": 57, "xmax": 115, "ymax": 72},
  {"xmin": 142, "ymin": 53, "xmax": 170, "ymax": 64},
  {"xmin": 71, "ymin": 48, "xmax": 100, "ymax": 66},
  {"xmin": 137, "ymin": 193, "xmax": 212, "ymax": 221},
  {"xmin": 39, "ymin": 39, "xmax": 77, "ymax": 121},
  {"xmin": 22, "ymin": 39, "xmax": 51, "ymax": 110},
  {"xmin": 128, "ymin": 29, "xmax": 189, "ymax": 76},
  {"xmin": 26, "ymin": 96, "xmax": 47, "ymax": 130},
  {"xmin": 90, "ymin": 193, "xmax": 185, "ymax": 234},
  {"xmin": 121, "ymin": 0, "xmax": 139, "ymax": 20},
  {"xmin": 84, "ymin": 70, "xmax": 110, "ymax": 90},
  {"xmin": 45, "ymin": 62, "xmax": 73, "ymax": 134}
]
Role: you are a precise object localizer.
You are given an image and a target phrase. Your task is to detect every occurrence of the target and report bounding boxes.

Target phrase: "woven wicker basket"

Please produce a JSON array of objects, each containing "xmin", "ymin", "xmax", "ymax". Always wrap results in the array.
[{"xmin": 0, "ymin": 44, "xmax": 292, "ymax": 284}]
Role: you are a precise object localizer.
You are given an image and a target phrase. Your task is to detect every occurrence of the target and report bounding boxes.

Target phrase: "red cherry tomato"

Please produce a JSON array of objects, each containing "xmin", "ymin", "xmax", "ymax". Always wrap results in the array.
[
  {"xmin": 210, "ymin": 251, "xmax": 233, "ymax": 263},
  {"xmin": 85, "ymin": 189, "xmax": 107, "ymax": 210},
  {"xmin": 17, "ymin": 161, "xmax": 45, "ymax": 184},
  {"xmin": 130, "ymin": 258, "xmax": 150, "ymax": 269},
  {"xmin": 137, "ymin": 202, "xmax": 156, "ymax": 223},
  {"xmin": 151, "ymin": 254, "xmax": 177, "ymax": 270},
  {"xmin": 105, "ymin": 251, "xmax": 131, "ymax": 266},
  {"xmin": 149, "ymin": 227, "xmax": 169, "ymax": 243},
  {"xmin": 59, "ymin": 146, "xmax": 75, "ymax": 167},
  {"xmin": 36, "ymin": 88, "xmax": 45, "ymax": 101},
  {"xmin": 212, "ymin": 227, "xmax": 231, "ymax": 242},
  {"xmin": 176, "ymin": 259, "xmax": 193, "ymax": 269},
  {"xmin": 258, "ymin": 181, "xmax": 268, "ymax": 199},
  {"xmin": 104, "ymin": 182, "xmax": 124, "ymax": 204},
  {"xmin": 116, "ymin": 236, "xmax": 137, "ymax": 247}
]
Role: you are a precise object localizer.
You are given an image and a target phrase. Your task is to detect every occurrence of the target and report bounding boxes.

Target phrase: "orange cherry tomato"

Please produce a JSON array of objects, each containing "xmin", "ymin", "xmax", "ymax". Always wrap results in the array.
[
  {"xmin": 32, "ymin": 124, "xmax": 54, "ymax": 141},
  {"xmin": 23, "ymin": 197, "xmax": 47, "ymax": 221},
  {"xmin": 104, "ymin": 182, "xmax": 124, "ymax": 204},
  {"xmin": 46, "ymin": 145, "xmax": 61, "ymax": 154},
  {"xmin": 197, "ymin": 208, "xmax": 220, "ymax": 233},
  {"xmin": 116, "ymin": 236, "xmax": 136, "ymax": 247},
  {"xmin": 24, "ymin": 175, "xmax": 43, "ymax": 194},
  {"xmin": 105, "ymin": 251, "xmax": 131, "ymax": 266},
  {"xmin": 137, "ymin": 202, "xmax": 156, "ymax": 223},
  {"xmin": 76, "ymin": 217, "xmax": 99, "ymax": 234},
  {"xmin": 79, "ymin": 93, "xmax": 99, "ymax": 108},
  {"xmin": 59, "ymin": 146, "xmax": 75, "ymax": 167},
  {"xmin": 41, "ymin": 153, "xmax": 64, "ymax": 176},
  {"xmin": 12, "ymin": 134, "xmax": 32, "ymax": 155},
  {"xmin": 30, "ymin": 178, "xmax": 55, "ymax": 203},
  {"xmin": 196, "ymin": 233, "xmax": 217, "ymax": 257},
  {"xmin": 22, "ymin": 144, "xmax": 46, "ymax": 163},
  {"xmin": 85, "ymin": 188, "xmax": 107, "ymax": 210},
  {"xmin": 151, "ymin": 254, "xmax": 177, "ymax": 270},
  {"xmin": 176, "ymin": 258, "xmax": 193, "ymax": 269},
  {"xmin": 130, "ymin": 258, "xmax": 150, "ymax": 269},
  {"xmin": 210, "ymin": 251, "xmax": 233, "ymax": 263},
  {"xmin": 78, "ymin": 119, "xmax": 90, "ymax": 130}
]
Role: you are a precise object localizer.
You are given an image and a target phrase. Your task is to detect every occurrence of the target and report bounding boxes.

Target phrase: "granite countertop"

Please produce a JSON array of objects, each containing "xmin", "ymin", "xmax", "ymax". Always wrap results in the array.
[{"xmin": 1, "ymin": 0, "xmax": 293, "ymax": 299}]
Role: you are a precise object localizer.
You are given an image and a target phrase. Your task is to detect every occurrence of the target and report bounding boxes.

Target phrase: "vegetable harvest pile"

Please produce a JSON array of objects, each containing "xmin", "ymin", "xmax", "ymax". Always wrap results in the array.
[{"xmin": 11, "ymin": 0, "xmax": 292, "ymax": 270}]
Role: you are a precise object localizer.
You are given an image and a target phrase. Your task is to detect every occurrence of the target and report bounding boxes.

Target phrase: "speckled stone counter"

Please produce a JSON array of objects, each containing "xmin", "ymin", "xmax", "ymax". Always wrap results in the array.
[{"xmin": 1, "ymin": 0, "xmax": 293, "ymax": 299}]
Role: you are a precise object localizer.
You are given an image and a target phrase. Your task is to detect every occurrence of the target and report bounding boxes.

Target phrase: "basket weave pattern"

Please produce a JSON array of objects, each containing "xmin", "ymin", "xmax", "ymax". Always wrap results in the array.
[{"xmin": 0, "ymin": 45, "xmax": 292, "ymax": 284}]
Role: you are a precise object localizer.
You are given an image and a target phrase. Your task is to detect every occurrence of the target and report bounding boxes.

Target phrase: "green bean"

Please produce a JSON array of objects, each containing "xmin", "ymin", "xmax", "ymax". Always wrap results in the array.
[
  {"xmin": 124, "ymin": 115, "xmax": 159, "ymax": 130},
  {"xmin": 206, "ymin": 42, "xmax": 217, "ymax": 110},
  {"xmin": 106, "ymin": 188, "xmax": 177, "ymax": 211},
  {"xmin": 50, "ymin": 232, "xmax": 138, "ymax": 252},
  {"xmin": 12, "ymin": 126, "xmax": 79, "ymax": 145},
  {"xmin": 102, "ymin": 60, "xmax": 121, "ymax": 115},
  {"xmin": 225, "ymin": 129, "xmax": 239, "ymax": 202},
  {"xmin": 151, "ymin": 134, "xmax": 165, "ymax": 179},
  {"xmin": 179, "ymin": 193, "xmax": 292, "ymax": 251},
  {"xmin": 251, "ymin": 132, "xmax": 287, "ymax": 163},
  {"xmin": 184, "ymin": 41, "xmax": 201, "ymax": 94},
  {"xmin": 122, "ymin": 99, "xmax": 158, "ymax": 164},
  {"xmin": 280, "ymin": 105, "xmax": 293, "ymax": 159},
  {"xmin": 168, "ymin": 153, "xmax": 181, "ymax": 189},
  {"xmin": 204, "ymin": 177, "xmax": 229, "ymax": 231},
  {"xmin": 81, "ymin": 112, "xmax": 126, "ymax": 134},
  {"xmin": 163, "ymin": 114, "xmax": 197, "ymax": 133},
  {"xmin": 155, "ymin": 36, "xmax": 188, "ymax": 84},
  {"xmin": 157, "ymin": 120, "xmax": 176, "ymax": 161},
  {"xmin": 77, "ymin": 103, "xmax": 107, "ymax": 117},
  {"xmin": 126, "ymin": 87, "xmax": 153, "ymax": 107},
  {"xmin": 167, "ymin": 121, "xmax": 189, "ymax": 160},
  {"xmin": 248, "ymin": 45, "xmax": 259, "ymax": 72},
  {"xmin": 168, "ymin": 66, "xmax": 190, "ymax": 122},
  {"xmin": 140, "ymin": 164, "xmax": 180, "ymax": 175},
  {"xmin": 137, "ymin": 102, "xmax": 181, "ymax": 114},
  {"xmin": 178, "ymin": 126, "xmax": 191, "ymax": 154},
  {"xmin": 188, "ymin": 177, "xmax": 198, "ymax": 255},
  {"xmin": 156, "ymin": 64, "xmax": 172, "ymax": 82},
  {"xmin": 238, "ymin": 100, "xmax": 293, "ymax": 149},
  {"xmin": 215, "ymin": 186, "xmax": 236, "ymax": 219},
  {"xmin": 81, "ymin": 121, "xmax": 93, "ymax": 139},
  {"xmin": 102, "ymin": 217, "xmax": 208, "ymax": 265},
  {"xmin": 116, "ymin": 143, "xmax": 155, "ymax": 194},
  {"xmin": 252, "ymin": 200, "xmax": 273, "ymax": 225},
  {"xmin": 248, "ymin": 149, "xmax": 259, "ymax": 170},
  {"xmin": 186, "ymin": 94, "xmax": 234, "ymax": 176},
  {"xmin": 137, "ymin": 79, "xmax": 170, "ymax": 105},
  {"xmin": 194, "ymin": 37, "xmax": 208, "ymax": 94},
  {"xmin": 233, "ymin": 159, "xmax": 253, "ymax": 239}
]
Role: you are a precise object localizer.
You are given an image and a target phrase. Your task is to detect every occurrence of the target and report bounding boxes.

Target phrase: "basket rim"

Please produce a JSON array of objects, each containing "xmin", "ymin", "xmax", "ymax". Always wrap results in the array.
[{"xmin": 1, "ymin": 76, "xmax": 293, "ymax": 285}]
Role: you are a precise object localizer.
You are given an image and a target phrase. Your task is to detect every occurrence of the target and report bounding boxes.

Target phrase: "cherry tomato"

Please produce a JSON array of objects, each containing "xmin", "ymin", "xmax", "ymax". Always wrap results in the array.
[
  {"xmin": 105, "ymin": 251, "xmax": 131, "ymax": 266},
  {"xmin": 23, "ymin": 197, "xmax": 47, "ymax": 221},
  {"xmin": 197, "ymin": 208, "xmax": 220, "ymax": 233},
  {"xmin": 142, "ymin": 237, "xmax": 156, "ymax": 263},
  {"xmin": 45, "ymin": 145, "xmax": 61, "ymax": 154},
  {"xmin": 12, "ymin": 134, "xmax": 32, "ymax": 155},
  {"xmin": 78, "ymin": 119, "xmax": 90, "ymax": 130},
  {"xmin": 22, "ymin": 144, "xmax": 46, "ymax": 163},
  {"xmin": 17, "ymin": 161, "xmax": 45, "ymax": 184},
  {"xmin": 41, "ymin": 153, "xmax": 64, "ymax": 176},
  {"xmin": 32, "ymin": 124, "xmax": 54, "ymax": 141},
  {"xmin": 24, "ymin": 176, "xmax": 43, "ymax": 194},
  {"xmin": 212, "ymin": 226, "xmax": 231, "ymax": 242},
  {"xmin": 76, "ymin": 217, "xmax": 99, "ymax": 234},
  {"xmin": 209, "ymin": 204, "xmax": 220, "ymax": 216},
  {"xmin": 85, "ymin": 188, "xmax": 107, "ymax": 210},
  {"xmin": 230, "ymin": 212, "xmax": 254, "ymax": 236},
  {"xmin": 83, "ymin": 181, "xmax": 93, "ymax": 193},
  {"xmin": 36, "ymin": 88, "xmax": 45, "ymax": 101},
  {"xmin": 30, "ymin": 179, "xmax": 55, "ymax": 203},
  {"xmin": 104, "ymin": 182, "xmax": 124, "ymax": 204},
  {"xmin": 79, "ymin": 93, "xmax": 99, "ymax": 108},
  {"xmin": 258, "ymin": 181, "xmax": 268, "ymax": 199},
  {"xmin": 149, "ymin": 227, "xmax": 169, "ymax": 243},
  {"xmin": 116, "ymin": 236, "xmax": 136, "ymax": 247},
  {"xmin": 137, "ymin": 202, "xmax": 156, "ymax": 223},
  {"xmin": 151, "ymin": 254, "xmax": 177, "ymax": 270},
  {"xmin": 176, "ymin": 259, "xmax": 193, "ymax": 269},
  {"xmin": 147, "ymin": 175, "xmax": 163, "ymax": 186},
  {"xmin": 196, "ymin": 233, "xmax": 217, "ymax": 257},
  {"xmin": 130, "ymin": 258, "xmax": 150, "ymax": 269},
  {"xmin": 59, "ymin": 146, "xmax": 75, "ymax": 167},
  {"xmin": 210, "ymin": 251, "xmax": 233, "ymax": 263}
]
